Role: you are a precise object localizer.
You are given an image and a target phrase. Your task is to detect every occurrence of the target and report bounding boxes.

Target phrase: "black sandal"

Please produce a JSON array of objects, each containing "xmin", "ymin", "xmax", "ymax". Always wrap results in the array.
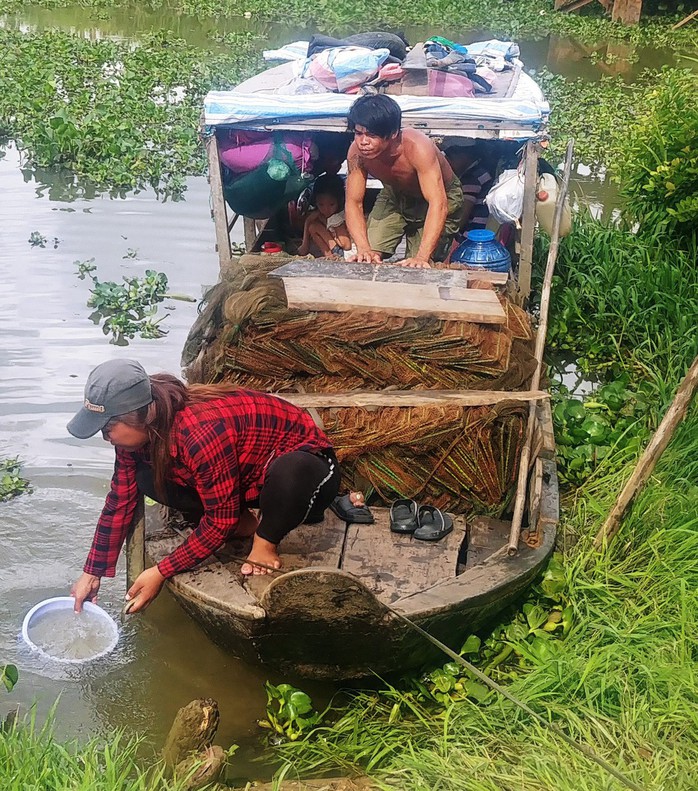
[
  {"xmin": 329, "ymin": 494, "xmax": 375, "ymax": 524},
  {"xmin": 390, "ymin": 498, "xmax": 419, "ymax": 534},
  {"xmin": 413, "ymin": 506, "xmax": 453, "ymax": 541}
]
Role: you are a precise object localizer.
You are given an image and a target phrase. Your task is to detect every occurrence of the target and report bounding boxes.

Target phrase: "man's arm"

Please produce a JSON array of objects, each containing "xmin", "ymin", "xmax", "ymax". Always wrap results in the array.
[
  {"xmin": 344, "ymin": 145, "xmax": 381, "ymax": 264},
  {"xmin": 401, "ymin": 138, "xmax": 449, "ymax": 267}
]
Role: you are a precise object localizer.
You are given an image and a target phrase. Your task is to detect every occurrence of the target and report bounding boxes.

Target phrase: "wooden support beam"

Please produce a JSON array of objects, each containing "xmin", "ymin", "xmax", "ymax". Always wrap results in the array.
[
  {"xmin": 594, "ymin": 354, "xmax": 698, "ymax": 549},
  {"xmin": 275, "ymin": 389, "xmax": 548, "ymax": 408},
  {"xmin": 612, "ymin": 0, "xmax": 643, "ymax": 25},
  {"xmin": 673, "ymin": 9, "xmax": 698, "ymax": 30},
  {"xmin": 125, "ymin": 494, "xmax": 145, "ymax": 589},
  {"xmin": 205, "ymin": 134, "xmax": 232, "ymax": 273},
  {"xmin": 517, "ymin": 140, "xmax": 539, "ymax": 305}
]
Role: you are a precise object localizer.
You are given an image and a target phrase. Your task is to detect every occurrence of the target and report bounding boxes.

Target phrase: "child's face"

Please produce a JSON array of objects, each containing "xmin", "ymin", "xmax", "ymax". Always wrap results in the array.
[{"xmin": 316, "ymin": 193, "xmax": 340, "ymax": 219}]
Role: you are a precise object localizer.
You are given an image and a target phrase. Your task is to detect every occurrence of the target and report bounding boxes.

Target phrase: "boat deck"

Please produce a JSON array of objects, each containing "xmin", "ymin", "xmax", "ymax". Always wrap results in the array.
[{"xmin": 146, "ymin": 507, "xmax": 510, "ymax": 609}]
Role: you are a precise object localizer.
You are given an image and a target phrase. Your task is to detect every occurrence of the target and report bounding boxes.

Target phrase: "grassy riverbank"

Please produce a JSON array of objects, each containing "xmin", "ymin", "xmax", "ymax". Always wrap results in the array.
[{"xmin": 2, "ymin": 0, "xmax": 698, "ymax": 49}]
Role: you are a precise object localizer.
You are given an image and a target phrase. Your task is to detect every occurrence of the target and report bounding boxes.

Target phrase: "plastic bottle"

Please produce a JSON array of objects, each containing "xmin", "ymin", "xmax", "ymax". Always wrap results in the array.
[
  {"xmin": 535, "ymin": 173, "xmax": 572, "ymax": 237},
  {"xmin": 450, "ymin": 229, "xmax": 511, "ymax": 273}
]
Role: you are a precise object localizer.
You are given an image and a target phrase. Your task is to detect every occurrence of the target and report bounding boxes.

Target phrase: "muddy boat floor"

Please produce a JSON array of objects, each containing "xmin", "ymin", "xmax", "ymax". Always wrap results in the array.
[{"xmin": 147, "ymin": 507, "xmax": 510, "ymax": 609}]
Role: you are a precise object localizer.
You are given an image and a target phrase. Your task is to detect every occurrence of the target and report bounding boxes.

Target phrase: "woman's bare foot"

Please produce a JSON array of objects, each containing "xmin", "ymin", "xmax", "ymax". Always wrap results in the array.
[
  {"xmin": 240, "ymin": 535, "xmax": 282, "ymax": 576},
  {"xmin": 349, "ymin": 491, "xmax": 365, "ymax": 507}
]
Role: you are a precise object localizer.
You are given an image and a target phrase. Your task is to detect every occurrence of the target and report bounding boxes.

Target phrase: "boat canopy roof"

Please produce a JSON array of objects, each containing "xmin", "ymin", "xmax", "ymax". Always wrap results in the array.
[{"xmin": 204, "ymin": 60, "xmax": 549, "ymax": 141}]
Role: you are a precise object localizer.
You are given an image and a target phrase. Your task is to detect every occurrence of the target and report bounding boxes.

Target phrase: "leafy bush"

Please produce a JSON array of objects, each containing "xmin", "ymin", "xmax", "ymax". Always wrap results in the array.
[
  {"xmin": 552, "ymin": 378, "xmax": 652, "ymax": 487},
  {"xmin": 0, "ymin": 458, "xmax": 32, "ymax": 502},
  {"xmin": 536, "ymin": 214, "xmax": 698, "ymax": 381},
  {"xmin": 76, "ymin": 260, "xmax": 170, "ymax": 345},
  {"xmin": 614, "ymin": 67, "xmax": 698, "ymax": 239}
]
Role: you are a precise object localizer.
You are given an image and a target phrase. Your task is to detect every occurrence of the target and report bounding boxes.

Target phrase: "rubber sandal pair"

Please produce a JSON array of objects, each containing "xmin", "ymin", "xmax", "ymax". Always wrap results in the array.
[
  {"xmin": 329, "ymin": 493, "xmax": 375, "ymax": 525},
  {"xmin": 390, "ymin": 498, "xmax": 453, "ymax": 541}
]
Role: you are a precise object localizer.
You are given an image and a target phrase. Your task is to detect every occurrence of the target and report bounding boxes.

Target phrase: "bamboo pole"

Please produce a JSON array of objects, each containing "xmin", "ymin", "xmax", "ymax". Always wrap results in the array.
[
  {"xmin": 507, "ymin": 140, "xmax": 575, "ymax": 555},
  {"xmin": 593, "ymin": 354, "xmax": 698, "ymax": 550},
  {"xmin": 672, "ymin": 9, "xmax": 698, "ymax": 30}
]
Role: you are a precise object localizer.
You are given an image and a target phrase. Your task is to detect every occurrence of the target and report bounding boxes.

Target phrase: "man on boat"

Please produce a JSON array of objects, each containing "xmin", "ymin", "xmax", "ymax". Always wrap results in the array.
[{"xmin": 345, "ymin": 94, "xmax": 464, "ymax": 268}]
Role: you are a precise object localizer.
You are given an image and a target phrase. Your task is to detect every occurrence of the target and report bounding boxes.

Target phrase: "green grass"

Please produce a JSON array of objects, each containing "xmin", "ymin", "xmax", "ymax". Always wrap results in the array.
[
  {"xmin": 271, "ymin": 409, "xmax": 698, "ymax": 790},
  {"xmin": 0, "ymin": 712, "xmax": 204, "ymax": 790},
  {"xmin": 537, "ymin": 214, "xmax": 698, "ymax": 382}
]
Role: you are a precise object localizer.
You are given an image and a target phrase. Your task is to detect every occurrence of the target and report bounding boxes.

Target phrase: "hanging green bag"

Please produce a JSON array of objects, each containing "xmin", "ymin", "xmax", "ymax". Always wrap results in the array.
[{"xmin": 223, "ymin": 137, "xmax": 311, "ymax": 219}]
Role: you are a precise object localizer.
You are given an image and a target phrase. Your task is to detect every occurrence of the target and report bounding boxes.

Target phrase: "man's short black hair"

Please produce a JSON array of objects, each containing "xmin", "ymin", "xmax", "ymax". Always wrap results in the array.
[{"xmin": 347, "ymin": 95, "xmax": 402, "ymax": 139}]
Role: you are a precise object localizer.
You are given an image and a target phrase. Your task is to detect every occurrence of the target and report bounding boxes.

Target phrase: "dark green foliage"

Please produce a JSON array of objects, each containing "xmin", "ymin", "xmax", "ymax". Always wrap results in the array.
[
  {"xmin": 615, "ymin": 68, "xmax": 698, "ymax": 239},
  {"xmin": 0, "ymin": 29, "xmax": 262, "ymax": 198},
  {"xmin": 552, "ymin": 379, "xmax": 653, "ymax": 487},
  {"xmin": 259, "ymin": 683, "xmax": 323, "ymax": 742}
]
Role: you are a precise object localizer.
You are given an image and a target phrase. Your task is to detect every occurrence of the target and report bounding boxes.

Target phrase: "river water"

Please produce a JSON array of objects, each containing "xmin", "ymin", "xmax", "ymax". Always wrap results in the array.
[{"xmin": 0, "ymin": 0, "xmax": 662, "ymax": 771}]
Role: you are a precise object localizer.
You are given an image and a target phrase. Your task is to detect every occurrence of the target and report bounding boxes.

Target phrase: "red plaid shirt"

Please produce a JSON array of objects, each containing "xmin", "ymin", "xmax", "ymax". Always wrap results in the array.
[{"xmin": 84, "ymin": 390, "xmax": 331, "ymax": 579}]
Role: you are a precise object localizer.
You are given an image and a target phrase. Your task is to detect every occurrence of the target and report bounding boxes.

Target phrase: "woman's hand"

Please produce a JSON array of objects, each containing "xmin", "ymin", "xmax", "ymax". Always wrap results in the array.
[
  {"xmin": 71, "ymin": 573, "xmax": 101, "ymax": 613},
  {"xmin": 125, "ymin": 566, "xmax": 166, "ymax": 614}
]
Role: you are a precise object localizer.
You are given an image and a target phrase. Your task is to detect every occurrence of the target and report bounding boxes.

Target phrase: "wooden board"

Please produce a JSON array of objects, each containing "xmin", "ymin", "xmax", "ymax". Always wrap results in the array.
[
  {"xmin": 340, "ymin": 508, "xmax": 466, "ymax": 605},
  {"xmin": 276, "ymin": 389, "xmax": 548, "ymax": 408},
  {"xmin": 271, "ymin": 259, "xmax": 508, "ymax": 285},
  {"xmin": 281, "ymin": 276, "xmax": 506, "ymax": 323},
  {"xmin": 464, "ymin": 516, "xmax": 511, "ymax": 570}
]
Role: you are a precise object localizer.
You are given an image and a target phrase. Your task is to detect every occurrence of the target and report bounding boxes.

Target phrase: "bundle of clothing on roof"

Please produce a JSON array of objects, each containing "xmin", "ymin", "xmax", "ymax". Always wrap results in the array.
[{"xmin": 265, "ymin": 33, "xmax": 522, "ymax": 99}]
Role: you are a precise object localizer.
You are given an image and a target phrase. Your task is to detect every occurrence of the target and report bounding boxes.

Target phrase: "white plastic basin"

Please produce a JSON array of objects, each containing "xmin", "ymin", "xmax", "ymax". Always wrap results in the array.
[{"xmin": 22, "ymin": 596, "xmax": 119, "ymax": 664}]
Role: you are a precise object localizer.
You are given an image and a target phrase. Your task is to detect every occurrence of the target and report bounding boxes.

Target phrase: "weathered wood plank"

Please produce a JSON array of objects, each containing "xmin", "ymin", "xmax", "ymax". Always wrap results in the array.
[
  {"xmin": 464, "ymin": 516, "xmax": 510, "ymax": 570},
  {"xmin": 205, "ymin": 135, "xmax": 232, "ymax": 272},
  {"xmin": 277, "ymin": 510, "xmax": 348, "ymax": 569},
  {"xmin": 270, "ymin": 260, "xmax": 508, "ymax": 285},
  {"xmin": 517, "ymin": 140, "xmax": 539, "ymax": 303},
  {"xmin": 341, "ymin": 508, "xmax": 466, "ymax": 604},
  {"xmin": 281, "ymin": 277, "xmax": 506, "ymax": 323},
  {"xmin": 276, "ymin": 389, "xmax": 548, "ymax": 408}
]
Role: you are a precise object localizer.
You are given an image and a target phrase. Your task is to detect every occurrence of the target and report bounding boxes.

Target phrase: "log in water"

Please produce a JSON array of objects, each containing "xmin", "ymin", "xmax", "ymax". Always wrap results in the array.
[{"xmin": 27, "ymin": 609, "xmax": 116, "ymax": 661}]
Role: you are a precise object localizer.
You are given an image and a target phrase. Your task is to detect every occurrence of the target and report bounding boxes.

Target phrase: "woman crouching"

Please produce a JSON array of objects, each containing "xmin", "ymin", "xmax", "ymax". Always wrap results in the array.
[{"xmin": 68, "ymin": 359, "xmax": 340, "ymax": 614}]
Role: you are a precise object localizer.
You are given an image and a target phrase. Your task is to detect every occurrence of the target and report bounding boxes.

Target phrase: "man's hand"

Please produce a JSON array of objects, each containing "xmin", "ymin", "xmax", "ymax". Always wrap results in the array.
[
  {"xmin": 395, "ymin": 256, "xmax": 432, "ymax": 269},
  {"xmin": 124, "ymin": 566, "xmax": 166, "ymax": 614},
  {"xmin": 71, "ymin": 573, "xmax": 101, "ymax": 613},
  {"xmin": 352, "ymin": 248, "xmax": 383, "ymax": 264}
]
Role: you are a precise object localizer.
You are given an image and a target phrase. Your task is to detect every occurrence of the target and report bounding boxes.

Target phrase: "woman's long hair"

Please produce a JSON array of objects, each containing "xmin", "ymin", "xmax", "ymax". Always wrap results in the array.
[{"xmin": 119, "ymin": 374, "xmax": 239, "ymax": 498}]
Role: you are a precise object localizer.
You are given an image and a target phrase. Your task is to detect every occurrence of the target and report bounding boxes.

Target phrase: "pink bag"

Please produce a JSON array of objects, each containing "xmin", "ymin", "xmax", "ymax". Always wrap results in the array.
[
  {"xmin": 219, "ymin": 131, "xmax": 313, "ymax": 174},
  {"xmin": 428, "ymin": 70, "xmax": 475, "ymax": 98}
]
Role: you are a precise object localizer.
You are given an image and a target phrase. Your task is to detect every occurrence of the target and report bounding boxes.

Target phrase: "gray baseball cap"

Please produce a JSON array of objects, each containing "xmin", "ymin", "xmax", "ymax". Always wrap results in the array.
[{"xmin": 67, "ymin": 359, "xmax": 153, "ymax": 439}]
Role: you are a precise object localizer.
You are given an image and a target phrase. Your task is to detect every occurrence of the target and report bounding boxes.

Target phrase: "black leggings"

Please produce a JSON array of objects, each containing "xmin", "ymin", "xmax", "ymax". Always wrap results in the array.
[{"xmin": 135, "ymin": 449, "xmax": 341, "ymax": 545}]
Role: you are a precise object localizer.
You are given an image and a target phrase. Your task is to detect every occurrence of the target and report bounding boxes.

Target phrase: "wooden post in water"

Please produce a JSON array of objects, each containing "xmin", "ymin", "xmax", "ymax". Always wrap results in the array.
[
  {"xmin": 125, "ymin": 493, "xmax": 145, "ymax": 589},
  {"xmin": 594, "ymin": 355, "xmax": 698, "ymax": 550},
  {"xmin": 507, "ymin": 140, "xmax": 575, "ymax": 556},
  {"xmin": 205, "ymin": 133, "xmax": 232, "ymax": 273},
  {"xmin": 612, "ymin": 0, "xmax": 642, "ymax": 24}
]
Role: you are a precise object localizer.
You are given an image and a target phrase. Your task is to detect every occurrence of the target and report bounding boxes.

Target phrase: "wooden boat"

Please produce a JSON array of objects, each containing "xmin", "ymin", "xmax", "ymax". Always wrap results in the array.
[{"xmin": 129, "ymin": 42, "xmax": 561, "ymax": 679}]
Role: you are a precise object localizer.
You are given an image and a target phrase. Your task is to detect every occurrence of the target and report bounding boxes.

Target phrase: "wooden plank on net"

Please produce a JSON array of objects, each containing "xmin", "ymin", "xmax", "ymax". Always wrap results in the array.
[
  {"xmin": 281, "ymin": 276, "xmax": 506, "ymax": 323},
  {"xmin": 275, "ymin": 389, "xmax": 548, "ymax": 408},
  {"xmin": 270, "ymin": 259, "xmax": 508, "ymax": 285}
]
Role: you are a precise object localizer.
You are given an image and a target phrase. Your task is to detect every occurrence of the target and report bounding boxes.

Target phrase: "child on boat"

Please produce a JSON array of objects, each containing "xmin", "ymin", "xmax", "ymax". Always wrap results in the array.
[{"xmin": 297, "ymin": 174, "xmax": 355, "ymax": 260}]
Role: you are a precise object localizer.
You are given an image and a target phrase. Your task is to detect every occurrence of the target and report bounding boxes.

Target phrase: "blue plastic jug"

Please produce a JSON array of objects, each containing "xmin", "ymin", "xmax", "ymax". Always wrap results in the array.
[{"xmin": 451, "ymin": 229, "xmax": 511, "ymax": 273}]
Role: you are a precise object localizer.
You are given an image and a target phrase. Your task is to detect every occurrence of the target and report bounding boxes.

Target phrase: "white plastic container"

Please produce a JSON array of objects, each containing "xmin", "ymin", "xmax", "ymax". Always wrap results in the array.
[
  {"xmin": 22, "ymin": 597, "xmax": 119, "ymax": 664},
  {"xmin": 536, "ymin": 173, "xmax": 572, "ymax": 237}
]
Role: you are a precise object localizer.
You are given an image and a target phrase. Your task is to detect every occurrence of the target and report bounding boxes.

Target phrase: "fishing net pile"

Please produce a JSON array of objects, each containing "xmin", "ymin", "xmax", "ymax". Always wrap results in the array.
[{"xmin": 183, "ymin": 255, "xmax": 536, "ymax": 515}]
